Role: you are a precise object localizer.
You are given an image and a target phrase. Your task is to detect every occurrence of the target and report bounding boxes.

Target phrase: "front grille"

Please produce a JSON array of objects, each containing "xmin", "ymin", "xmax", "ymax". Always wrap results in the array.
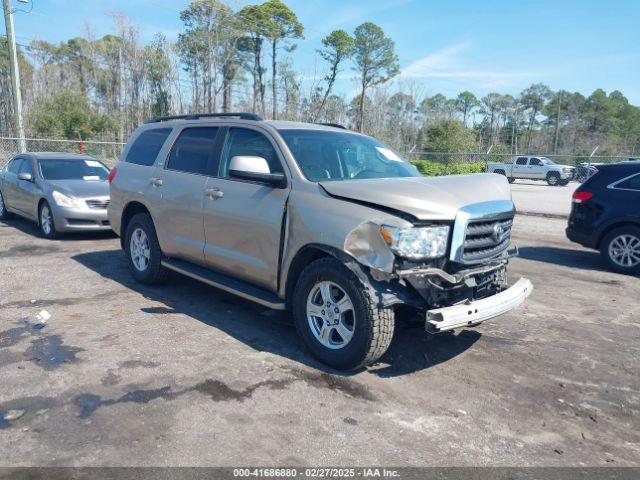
[
  {"xmin": 85, "ymin": 199, "xmax": 110, "ymax": 209},
  {"xmin": 461, "ymin": 217, "xmax": 513, "ymax": 263}
]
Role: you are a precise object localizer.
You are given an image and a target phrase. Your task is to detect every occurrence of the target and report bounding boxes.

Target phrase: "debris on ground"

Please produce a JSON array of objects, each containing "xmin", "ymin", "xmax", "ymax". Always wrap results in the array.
[
  {"xmin": 33, "ymin": 310, "xmax": 50, "ymax": 330},
  {"xmin": 3, "ymin": 409, "xmax": 26, "ymax": 421}
]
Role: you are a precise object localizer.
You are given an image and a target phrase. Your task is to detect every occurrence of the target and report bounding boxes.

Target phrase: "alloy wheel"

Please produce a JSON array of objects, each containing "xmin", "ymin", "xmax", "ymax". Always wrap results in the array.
[
  {"xmin": 41, "ymin": 206, "xmax": 52, "ymax": 235},
  {"xmin": 608, "ymin": 234, "xmax": 640, "ymax": 268},
  {"xmin": 306, "ymin": 281, "xmax": 356, "ymax": 349},
  {"xmin": 0, "ymin": 191, "xmax": 5, "ymax": 216},
  {"xmin": 130, "ymin": 227, "xmax": 151, "ymax": 272}
]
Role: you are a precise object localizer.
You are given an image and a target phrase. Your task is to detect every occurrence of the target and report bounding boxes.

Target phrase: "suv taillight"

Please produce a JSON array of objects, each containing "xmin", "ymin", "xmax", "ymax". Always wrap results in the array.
[
  {"xmin": 572, "ymin": 191, "xmax": 593, "ymax": 204},
  {"xmin": 108, "ymin": 167, "xmax": 117, "ymax": 184}
]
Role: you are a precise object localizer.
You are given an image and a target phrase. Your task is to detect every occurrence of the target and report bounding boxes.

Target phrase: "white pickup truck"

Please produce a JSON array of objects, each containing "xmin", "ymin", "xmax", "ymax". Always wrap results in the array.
[{"xmin": 487, "ymin": 156, "xmax": 575, "ymax": 186}]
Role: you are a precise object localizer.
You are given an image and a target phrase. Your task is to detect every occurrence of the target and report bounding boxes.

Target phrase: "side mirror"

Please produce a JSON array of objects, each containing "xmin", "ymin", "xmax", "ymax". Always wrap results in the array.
[
  {"xmin": 18, "ymin": 172, "xmax": 33, "ymax": 182},
  {"xmin": 228, "ymin": 156, "xmax": 286, "ymax": 188}
]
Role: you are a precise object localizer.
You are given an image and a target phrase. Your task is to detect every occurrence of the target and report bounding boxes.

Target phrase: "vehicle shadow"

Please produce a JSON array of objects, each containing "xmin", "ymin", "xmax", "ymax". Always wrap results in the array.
[
  {"xmin": 518, "ymin": 246, "xmax": 606, "ymax": 272},
  {"xmin": 0, "ymin": 216, "xmax": 117, "ymax": 241},
  {"xmin": 72, "ymin": 249, "xmax": 479, "ymax": 378}
]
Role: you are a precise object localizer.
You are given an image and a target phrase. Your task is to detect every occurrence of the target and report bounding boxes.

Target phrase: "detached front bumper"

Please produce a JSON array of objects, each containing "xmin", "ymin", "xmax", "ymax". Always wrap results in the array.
[{"xmin": 425, "ymin": 278, "xmax": 533, "ymax": 333}]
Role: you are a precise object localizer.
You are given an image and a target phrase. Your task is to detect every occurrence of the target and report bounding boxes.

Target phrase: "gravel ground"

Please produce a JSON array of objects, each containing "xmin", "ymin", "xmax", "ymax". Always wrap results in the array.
[{"xmin": 0, "ymin": 214, "xmax": 638, "ymax": 467}]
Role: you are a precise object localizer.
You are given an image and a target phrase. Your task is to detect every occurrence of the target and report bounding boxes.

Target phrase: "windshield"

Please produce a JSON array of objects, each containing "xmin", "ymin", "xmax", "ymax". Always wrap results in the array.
[
  {"xmin": 39, "ymin": 159, "xmax": 109, "ymax": 181},
  {"xmin": 540, "ymin": 157, "xmax": 555, "ymax": 165},
  {"xmin": 280, "ymin": 129, "xmax": 420, "ymax": 182}
]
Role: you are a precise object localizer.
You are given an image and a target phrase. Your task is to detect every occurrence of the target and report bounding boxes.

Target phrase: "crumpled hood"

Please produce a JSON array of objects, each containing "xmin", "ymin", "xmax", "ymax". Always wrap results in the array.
[
  {"xmin": 320, "ymin": 173, "xmax": 513, "ymax": 221},
  {"xmin": 46, "ymin": 179, "xmax": 109, "ymax": 199}
]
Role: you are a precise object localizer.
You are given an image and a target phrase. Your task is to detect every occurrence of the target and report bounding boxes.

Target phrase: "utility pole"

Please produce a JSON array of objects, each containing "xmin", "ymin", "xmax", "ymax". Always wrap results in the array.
[{"xmin": 2, "ymin": 0, "xmax": 26, "ymax": 153}]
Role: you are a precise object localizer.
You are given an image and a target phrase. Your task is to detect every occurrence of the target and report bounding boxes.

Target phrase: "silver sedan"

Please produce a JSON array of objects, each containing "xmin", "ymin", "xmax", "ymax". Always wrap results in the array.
[{"xmin": 0, "ymin": 152, "xmax": 112, "ymax": 238}]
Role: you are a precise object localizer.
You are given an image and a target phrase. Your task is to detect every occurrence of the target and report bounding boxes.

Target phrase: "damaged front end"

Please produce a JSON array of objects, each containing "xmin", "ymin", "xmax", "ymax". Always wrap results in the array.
[{"xmin": 343, "ymin": 200, "xmax": 532, "ymax": 332}]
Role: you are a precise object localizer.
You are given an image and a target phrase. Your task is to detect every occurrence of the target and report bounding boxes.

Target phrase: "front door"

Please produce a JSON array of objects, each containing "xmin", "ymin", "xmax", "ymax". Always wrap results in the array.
[
  {"xmin": 155, "ymin": 126, "xmax": 221, "ymax": 264},
  {"xmin": 15, "ymin": 158, "xmax": 39, "ymax": 218},
  {"xmin": 202, "ymin": 127, "xmax": 290, "ymax": 291}
]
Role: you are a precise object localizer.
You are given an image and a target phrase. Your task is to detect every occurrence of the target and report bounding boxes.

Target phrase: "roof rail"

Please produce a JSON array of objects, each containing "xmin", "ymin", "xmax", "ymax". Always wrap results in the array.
[
  {"xmin": 316, "ymin": 122, "xmax": 347, "ymax": 130},
  {"xmin": 147, "ymin": 112, "xmax": 263, "ymax": 123}
]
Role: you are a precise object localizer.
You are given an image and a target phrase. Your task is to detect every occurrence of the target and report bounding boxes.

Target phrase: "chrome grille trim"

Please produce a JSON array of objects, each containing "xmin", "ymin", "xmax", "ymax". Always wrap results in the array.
[
  {"xmin": 449, "ymin": 200, "xmax": 515, "ymax": 265},
  {"xmin": 85, "ymin": 199, "xmax": 110, "ymax": 209}
]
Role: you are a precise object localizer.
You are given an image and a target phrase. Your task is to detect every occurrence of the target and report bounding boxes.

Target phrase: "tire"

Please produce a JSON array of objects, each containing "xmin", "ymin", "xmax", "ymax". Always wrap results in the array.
[
  {"xmin": 124, "ymin": 213, "xmax": 169, "ymax": 284},
  {"xmin": 600, "ymin": 226, "xmax": 640, "ymax": 275},
  {"xmin": 292, "ymin": 257, "xmax": 395, "ymax": 370},
  {"xmin": 546, "ymin": 172, "xmax": 560, "ymax": 186},
  {"xmin": 0, "ymin": 189, "xmax": 12, "ymax": 220},
  {"xmin": 507, "ymin": 177, "xmax": 515, "ymax": 184},
  {"xmin": 558, "ymin": 180, "xmax": 569, "ymax": 186},
  {"xmin": 39, "ymin": 201, "xmax": 61, "ymax": 239},
  {"xmin": 494, "ymin": 169, "xmax": 506, "ymax": 177}
]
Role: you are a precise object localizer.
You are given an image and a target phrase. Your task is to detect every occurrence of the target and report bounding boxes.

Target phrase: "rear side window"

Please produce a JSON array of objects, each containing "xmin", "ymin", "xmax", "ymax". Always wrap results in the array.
[
  {"xmin": 166, "ymin": 127, "xmax": 219, "ymax": 175},
  {"xmin": 516, "ymin": 157, "xmax": 527, "ymax": 165},
  {"xmin": 125, "ymin": 128, "xmax": 172, "ymax": 166},
  {"xmin": 8, "ymin": 158, "xmax": 23, "ymax": 173},
  {"xmin": 615, "ymin": 173, "xmax": 640, "ymax": 191}
]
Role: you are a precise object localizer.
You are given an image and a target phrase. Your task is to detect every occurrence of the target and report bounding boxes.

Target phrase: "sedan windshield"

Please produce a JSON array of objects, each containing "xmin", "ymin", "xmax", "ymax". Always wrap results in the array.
[
  {"xmin": 39, "ymin": 159, "xmax": 109, "ymax": 181},
  {"xmin": 280, "ymin": 129, "xmax": 421, "ymax": 182}
]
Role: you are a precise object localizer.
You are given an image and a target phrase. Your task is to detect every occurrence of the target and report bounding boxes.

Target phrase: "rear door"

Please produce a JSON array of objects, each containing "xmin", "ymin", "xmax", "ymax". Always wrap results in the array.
[
  {"xmin": 512, "ymin": 157, "xmax": 528, "ymax": 178},
  {"xmin": 155, "ymin": 126, "xmax": 221, "ymax": 264},
  {"xmin": 202, "ymin": 126, "xmax": 290, "ymax": 291}
]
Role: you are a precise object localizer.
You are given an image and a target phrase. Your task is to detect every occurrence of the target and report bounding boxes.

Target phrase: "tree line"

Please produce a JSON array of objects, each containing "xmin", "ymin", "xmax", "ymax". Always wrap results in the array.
[{"xmin": 1, "ymin": 0, "xmax": 639, "ymax": 158}]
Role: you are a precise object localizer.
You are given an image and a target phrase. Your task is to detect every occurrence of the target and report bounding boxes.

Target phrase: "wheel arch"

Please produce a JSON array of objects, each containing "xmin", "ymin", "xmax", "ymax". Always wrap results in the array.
[
  {"xmin": 120, "ymin": 201, "xmax": 153, "ymax": 249},
  {"xmin": 596, "ymin": 219, "xmax": 640, "ymax": 249}
]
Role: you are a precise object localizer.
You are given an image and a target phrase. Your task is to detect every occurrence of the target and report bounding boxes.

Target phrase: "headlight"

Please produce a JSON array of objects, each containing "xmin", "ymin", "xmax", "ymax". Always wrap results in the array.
[
  {"xmin": 380, "ymin": 225, "xmax": 450, "ymax": 260},
  {"xmin": 52, "ymin": 190, "xmax": 79, "ymax": 208}
]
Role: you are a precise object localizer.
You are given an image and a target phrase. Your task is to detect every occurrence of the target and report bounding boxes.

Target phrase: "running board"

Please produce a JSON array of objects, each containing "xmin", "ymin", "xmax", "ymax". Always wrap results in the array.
[{"xmin": 161, "ymin": 258, "xmax": 286, "ymax": 310}]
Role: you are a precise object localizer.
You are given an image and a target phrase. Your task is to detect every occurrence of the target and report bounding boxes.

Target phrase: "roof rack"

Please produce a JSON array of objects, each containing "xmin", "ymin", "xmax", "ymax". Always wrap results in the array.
[
  {"xmin": 316, "ymin": 122, "xmax": 347, "ymax": 130},
  {"xmin": 147, "ymin": 112, "xmax": 263, "ymax": 123}
]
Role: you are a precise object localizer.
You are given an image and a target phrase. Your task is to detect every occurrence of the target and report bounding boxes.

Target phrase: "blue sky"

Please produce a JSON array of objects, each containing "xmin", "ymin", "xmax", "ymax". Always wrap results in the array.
[{"xmin": 6, "ymin": 0, "xmax": 640, "ymax": 103}]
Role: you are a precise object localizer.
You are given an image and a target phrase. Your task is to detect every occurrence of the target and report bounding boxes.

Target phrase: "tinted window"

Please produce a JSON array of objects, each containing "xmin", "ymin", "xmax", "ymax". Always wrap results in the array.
[
  {"xmin": 281, "ymin": 129, "xmax": 420, "ymax": 182},
  {"xmin": 166, "ymin": 127, "xmax": 219, "ymax": 175},
  {"xmin": 220, "ymin": 128, "xmax": 282, "ymax": 177},
  {"xmin": 125, "ymin": 128, "xmax": 172, "ymax": 166},
  {"xmin": 39, "ymin": 159, "xmax": 109, "ymax": 181},
  {"xmin": 529, "ymin": 158, "xmax": 542, "ymax": 166},
  {"xmin": 8, "ymin": 158, "xmax": 23, "ymax": 174},
  {"xmin": 19, "ymin": 159, "xmax": 34, "ymax": 176},
  {"xmin": 516, "ymin": 157, "xmax": 527, "ymax": 165},
  {"xmin": 615, "ymin": 173, "xmax": 640, "ymax": 191}
]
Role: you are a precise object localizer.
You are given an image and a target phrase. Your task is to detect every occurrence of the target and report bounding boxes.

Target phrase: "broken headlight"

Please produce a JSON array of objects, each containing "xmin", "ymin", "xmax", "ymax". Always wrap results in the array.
[{"xmin": 380, "ymin": 225, "xmax": 450, "ymax": 260}]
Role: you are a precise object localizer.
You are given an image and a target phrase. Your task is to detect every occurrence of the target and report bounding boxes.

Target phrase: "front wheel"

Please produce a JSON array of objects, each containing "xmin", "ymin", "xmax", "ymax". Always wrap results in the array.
[
  {"xmin": 39, "ymin": 201, "xmax": 61, "ymax": 239},
  {"xmin": 547, "ymin": 173, "xmax": 560, "ymax": 186},
  {"xmin": 292, "ymin": 257, "xmax": 395, "ymax": 370},
  {"xmin": 125, "ymin": 213, "xmax": 169, "ymax": 284},
  {"xmin": 558, "ymin": 179, "xmax": 569, "ymax": 186},
  {"xmin": 600, "ymin": 227, "xmax": 640, "ymax": 274}
]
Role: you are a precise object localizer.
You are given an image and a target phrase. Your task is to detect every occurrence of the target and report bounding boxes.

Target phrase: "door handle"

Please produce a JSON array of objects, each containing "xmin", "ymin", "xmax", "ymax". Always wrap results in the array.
[
  {"xmin": 205, "ymin": 188, "xmax": 224, "ymax": 200},
  {"xmin": 150, "ymin": 177, "xmax": 163, "ymax": 187}
]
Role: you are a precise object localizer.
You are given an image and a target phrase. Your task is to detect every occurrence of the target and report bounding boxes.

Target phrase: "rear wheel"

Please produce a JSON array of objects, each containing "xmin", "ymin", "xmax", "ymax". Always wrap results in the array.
[
  {"xmin": 125, "ymin": 213, "xmax": 169, "ymax": 284},
  {"xmin": 547, "ymin": 172, "xmax": 560, "ymax": 186},
  {"xmin": 507, "ymin": 177, "xmax": 515, "ymax": 184},
  {"xmin": 293, "ymin": 257, "xmax": 395, "ymax": 370},
  {"xmin": 39, "ymin": 201, "xmax": 61, "ymax": 239},
  {"xmin": 600, "ymin": 227, "xmax": 640, "ymax": 274},
  {"xmin": 0, "ymin": 190, "xmax": 12, "ymax": 220}
]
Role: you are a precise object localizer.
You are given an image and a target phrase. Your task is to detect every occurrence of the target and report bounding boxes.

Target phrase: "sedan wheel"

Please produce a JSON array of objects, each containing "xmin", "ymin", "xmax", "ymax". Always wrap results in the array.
[
  {"xmin": 608, "ymin": 234, "xmax": 640, "ymax": 269},
  {"xmin": 0, "ymin": 190, "xmax": 8, "ymax": 219},
  {"xmin": 39, "ymin": 201, "xmax": 60, "ymax": 238},
  {"xmin": 306, "ymin": 281, "xmax": 355, "ymax": 349},
  {"xmin": 130, "ymin": 227, "xmax": 151, "ymax": 272}
]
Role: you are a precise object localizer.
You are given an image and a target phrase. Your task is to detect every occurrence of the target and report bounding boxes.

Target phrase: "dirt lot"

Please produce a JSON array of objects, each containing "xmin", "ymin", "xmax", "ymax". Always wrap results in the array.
[{"xmin": 0, "ymin": 214, "xmax": 638, "ymax": 467}]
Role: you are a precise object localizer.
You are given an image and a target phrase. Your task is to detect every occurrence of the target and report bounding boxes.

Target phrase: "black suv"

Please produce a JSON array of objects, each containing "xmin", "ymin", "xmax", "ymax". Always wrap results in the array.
[{"xmin": 566, "ymin": 161, "xmax": 640, "ymax": 274}]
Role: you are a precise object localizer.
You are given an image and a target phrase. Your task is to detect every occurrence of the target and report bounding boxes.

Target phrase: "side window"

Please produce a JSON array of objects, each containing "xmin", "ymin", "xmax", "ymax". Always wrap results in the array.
[
  {"xmin": 615, "ymin": 173, "xmax": 640, "ymax": 191},
  {"xmin": 516, "ymin": 157, "xmax": 527, "ymax": 165},
  {"xmin": 220, "ymin": 128, "xmax": 283, "ymax": 177},
  {"xmin": 166, "ymin": 127, "xmax": 219, "ymax": 175},
  {"xmin": 8, "ymin": 158, "xmax": 23, "ymax": 174},
  {"xmin": 530, "ymin": 158, "xmax": 542, "ymax": 166},
  {"xmin": 18, "ymin": 159, "xmax": 34, "ymax": 175},
  {"xmin": 125, "ymin": 128, "xmax": 172, "ymax": 166}
]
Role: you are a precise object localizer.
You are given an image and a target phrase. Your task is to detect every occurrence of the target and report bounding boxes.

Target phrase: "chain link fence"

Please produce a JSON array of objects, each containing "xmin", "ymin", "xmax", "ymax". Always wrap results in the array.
[
  {"xmin": 0, "ymin": 136, "xmax": 124, "ymax": 169},
  {"xmin": 1, "ymin": 134, "xmax": 633, "ymax": 176}
]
